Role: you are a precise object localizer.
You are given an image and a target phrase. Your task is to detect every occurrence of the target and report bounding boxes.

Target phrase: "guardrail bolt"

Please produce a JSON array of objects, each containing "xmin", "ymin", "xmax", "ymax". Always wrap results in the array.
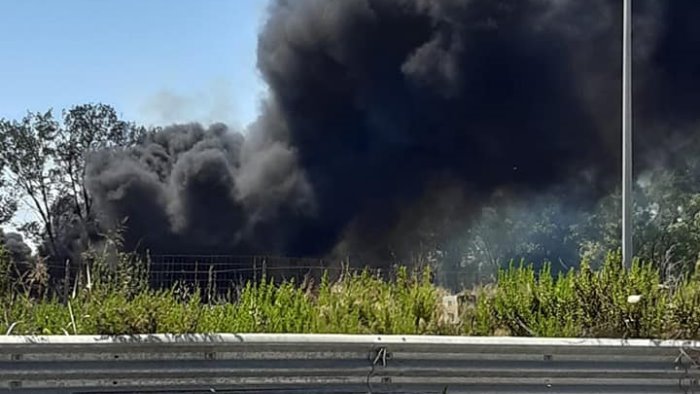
[
  {"xmin": 205, "ymin": 352, "xmax": 216, "ymax": 360},
  {"xmin": 10, "ymin": 354, "xmax": 21, "ymax": 361},
  {"xmin": 9, "ymin": 381, "xmax": 21, "ymax": 389},
  {"xmin": 543, "ymin": 354, "xmax": 552, "ymax": 361}
]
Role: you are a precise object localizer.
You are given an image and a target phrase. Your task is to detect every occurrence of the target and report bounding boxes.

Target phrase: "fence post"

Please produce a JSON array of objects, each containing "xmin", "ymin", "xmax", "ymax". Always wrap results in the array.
[
  {"xmin": 253, "ymin": 257, "xmax": 257, "ymax": 283},
  {"xmin": 207, "ymin": 263, "xmax": 214, "ymax": 301},
  {"xmin": 194, "ymin": 260, "xmax": 199, "ymax": 290},
  {"xmin": 63, "ymin": 259, "xmax": 70, "ymax": 303}
]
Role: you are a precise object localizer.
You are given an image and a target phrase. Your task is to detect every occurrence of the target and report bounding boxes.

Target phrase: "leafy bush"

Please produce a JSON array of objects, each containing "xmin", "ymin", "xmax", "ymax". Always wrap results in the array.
[{"xmin": 461, "ymin": 252, "xmax": 696, "ymax": 339}]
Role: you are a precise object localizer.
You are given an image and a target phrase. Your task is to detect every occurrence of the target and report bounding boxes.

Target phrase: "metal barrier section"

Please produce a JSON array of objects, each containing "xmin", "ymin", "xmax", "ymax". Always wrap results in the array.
[{"xmin": 1, "ymin": 334, "xmax": 700, "ymax": 393}]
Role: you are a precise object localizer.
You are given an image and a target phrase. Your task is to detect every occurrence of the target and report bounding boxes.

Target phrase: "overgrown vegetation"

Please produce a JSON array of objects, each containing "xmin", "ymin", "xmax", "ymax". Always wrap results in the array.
[{"xmin": 4, "ymin": 245, "xmax": 700, "ymax": 339}]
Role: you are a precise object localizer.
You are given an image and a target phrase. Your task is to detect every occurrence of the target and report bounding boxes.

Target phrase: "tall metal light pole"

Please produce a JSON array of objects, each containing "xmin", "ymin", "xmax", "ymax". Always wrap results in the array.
[{"xmin": 622, "ymin": 0, "xmax": 633, "ymax": 269}]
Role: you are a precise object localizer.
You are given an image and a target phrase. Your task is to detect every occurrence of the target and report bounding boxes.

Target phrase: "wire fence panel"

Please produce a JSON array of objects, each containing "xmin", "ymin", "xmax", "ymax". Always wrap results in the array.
[
  {"xmin": 146, "ymin": 254, "xmax": 336, "ymax": 290},
  {"xmin": 1, "ymin": 334, "xmax": 700, "ymax": 393},
  {"xmin": 42, "ymin": 255, "xmax": 346, "ymax": 295},
  {"xmin": 38, "ymin": 253, "xmax": 496, "ymax": 298},
  {"xmin": 40, "ymin": 255, "xmax": 410, "ymax": 301}
]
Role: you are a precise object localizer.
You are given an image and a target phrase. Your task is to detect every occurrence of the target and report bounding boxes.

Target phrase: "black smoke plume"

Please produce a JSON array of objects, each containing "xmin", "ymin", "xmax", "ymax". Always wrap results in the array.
[
  {"xmin": 0, "ymin": 229, "xmax": 33, "ymax": 273},
  {"xmin": 85, "ymin": 0, "xmax": 700, "ymax": 269}
]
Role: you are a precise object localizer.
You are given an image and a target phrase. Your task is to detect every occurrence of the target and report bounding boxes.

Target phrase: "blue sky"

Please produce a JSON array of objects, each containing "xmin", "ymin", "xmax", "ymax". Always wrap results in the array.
[
  {"xmin": 0, "ymin": 0, "xmax": 269, "ymax": 129},
  {"xmin": 0, "ymin": 0, "xmax": 269, "ymax": 239}
]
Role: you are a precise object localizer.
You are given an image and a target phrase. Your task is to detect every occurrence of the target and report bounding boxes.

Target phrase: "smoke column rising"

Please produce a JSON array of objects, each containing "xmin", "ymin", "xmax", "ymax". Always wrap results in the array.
[{"xmin": 85, "ymin": 0, "xmax": 700, "ymax": 268}]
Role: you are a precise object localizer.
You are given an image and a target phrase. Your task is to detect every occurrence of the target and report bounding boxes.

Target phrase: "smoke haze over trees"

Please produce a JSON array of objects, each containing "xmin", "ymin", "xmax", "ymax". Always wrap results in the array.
[{"xmin": 4, "ymin": 0, "xmax": 700, "ymax": 288}]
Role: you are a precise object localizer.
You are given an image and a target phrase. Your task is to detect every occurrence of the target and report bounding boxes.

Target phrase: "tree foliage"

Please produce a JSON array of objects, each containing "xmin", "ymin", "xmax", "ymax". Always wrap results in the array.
[
  {"xmin": 57, "ymin": 103, "xmax": 146, "ymax": 223},
  {"xmin": 435, "ymin": 162, "xmax": 700, "ymax": 290},
  {"xmin": 0, "ymin": 104, "xmax": 146, "ymax": 260},
  {"xmin": 0, "ymin": 133, "xmax": 17, "ymax": 225},
  {"xmin": 0, "ymin": 110, "xmax": 62, "ymax": 252}
]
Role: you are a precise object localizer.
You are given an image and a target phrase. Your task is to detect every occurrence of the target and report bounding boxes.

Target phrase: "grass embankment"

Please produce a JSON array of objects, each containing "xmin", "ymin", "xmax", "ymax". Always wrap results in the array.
[{"xmin": 3, "ymin": 252, "xmax": 700, "ymax": 338}]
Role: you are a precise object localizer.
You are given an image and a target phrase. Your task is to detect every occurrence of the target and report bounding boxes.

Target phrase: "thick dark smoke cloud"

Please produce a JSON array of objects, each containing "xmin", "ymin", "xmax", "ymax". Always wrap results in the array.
[
  {"xmin": 0, "ymin": 229, "xmax": 33, "ymax": 271},
  {"xmin": 87, "ymin": 122, "xmax": 313, "ymax": 255},
  {"xmin": 85, "ymin": 0, "xmax": 700, "ymax": 266}
]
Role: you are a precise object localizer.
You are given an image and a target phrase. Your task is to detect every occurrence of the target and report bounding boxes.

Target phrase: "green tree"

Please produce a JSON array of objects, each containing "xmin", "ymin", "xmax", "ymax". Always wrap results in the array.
[
  {"xmin": 57, "ymin": 103, "xmax": 146, "ymax": 224},
  {"xmin": 575, "ymin": 165, "xmax": 700, "ymax": 278},
  {"xmin": 0, "ymin": 138, "xmax": 17, "ymax": 225},
  {"xmin": 633, "ymin": 169, "xmax": 700, "ymax": 278},
  {"xmin": 0, "ymin": 104, "xmax": 146, "ymax": 259},
  {"xmin": 0, "ymin": 110, "xmax": 62, "ymax": 253}
]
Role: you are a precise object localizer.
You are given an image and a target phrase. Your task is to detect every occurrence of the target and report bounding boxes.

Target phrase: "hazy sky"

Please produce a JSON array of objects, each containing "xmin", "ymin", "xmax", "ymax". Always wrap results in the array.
[{"xmin": 0, "ymin": 0, "xmax": 269, "ymax": 129}]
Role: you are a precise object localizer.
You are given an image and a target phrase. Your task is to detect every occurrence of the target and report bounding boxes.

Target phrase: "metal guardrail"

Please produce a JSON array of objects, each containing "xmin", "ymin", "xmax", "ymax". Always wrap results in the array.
[{"xmin": 2, "ymin": 334, "xmax": 700, "ymax": 393}]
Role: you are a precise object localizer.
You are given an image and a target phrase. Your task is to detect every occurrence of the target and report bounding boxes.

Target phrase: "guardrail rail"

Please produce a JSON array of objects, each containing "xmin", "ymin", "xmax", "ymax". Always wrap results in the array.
[{"xmin": 2, "ymin": 334, "xmax": 700, "ymax": 393}]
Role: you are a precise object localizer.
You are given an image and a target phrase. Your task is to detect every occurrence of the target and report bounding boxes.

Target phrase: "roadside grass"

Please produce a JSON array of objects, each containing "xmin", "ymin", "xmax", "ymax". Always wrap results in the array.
[{"xmin": 3, "ymin": 248, "xmax": 700, "ymax": 339}]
